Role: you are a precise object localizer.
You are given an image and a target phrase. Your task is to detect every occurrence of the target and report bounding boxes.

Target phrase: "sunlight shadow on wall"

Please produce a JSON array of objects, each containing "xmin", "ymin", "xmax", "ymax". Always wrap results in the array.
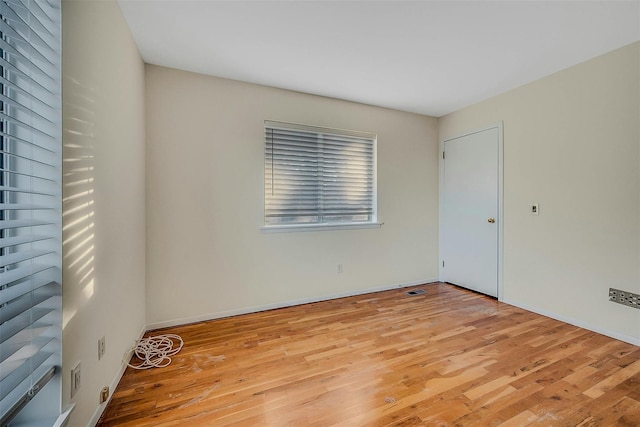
[{"xmin": 62, "ymin": 75, "xmax": 96, "ymax": 328}]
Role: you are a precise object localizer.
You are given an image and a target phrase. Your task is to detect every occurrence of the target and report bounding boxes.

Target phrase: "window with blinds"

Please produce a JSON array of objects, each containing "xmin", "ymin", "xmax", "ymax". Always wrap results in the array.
[
  {"xmin": 0, "ymin": 0, "xmax": 62, "ymax": 424},
  {"xmin": 264, "ymin": 121, "xmax": 376, "ymax": 229}
]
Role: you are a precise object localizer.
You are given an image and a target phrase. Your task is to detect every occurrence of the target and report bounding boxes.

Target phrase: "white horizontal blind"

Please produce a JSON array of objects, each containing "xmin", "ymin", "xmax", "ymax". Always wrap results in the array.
[
  {"xmin": 265, "ymin": 121, "xmax": 376, "ymax": 226},
  {"xmin": 0, "ymin": 0, "xmax": 62, "ymax": 424}
]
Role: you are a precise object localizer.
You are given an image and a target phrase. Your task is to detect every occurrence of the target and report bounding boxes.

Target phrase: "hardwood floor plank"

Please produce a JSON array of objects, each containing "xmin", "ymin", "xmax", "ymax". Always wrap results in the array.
[
  {"xmin": 98, "ymin": 283, "xmax": 640, "ymax": 426},
  {"xmin": 499, "ymin": 410, "xmax": 537, "ymax": 426},
  {"xmin": 583, "ymin": 359, "xmax": 640, "ymax": 398}
]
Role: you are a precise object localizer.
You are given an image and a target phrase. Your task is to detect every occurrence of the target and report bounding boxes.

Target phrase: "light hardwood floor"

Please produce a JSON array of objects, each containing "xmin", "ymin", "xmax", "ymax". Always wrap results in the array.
[{"xmin": 97, "ymin": 283, "xmax": 640, "ymax": 426}]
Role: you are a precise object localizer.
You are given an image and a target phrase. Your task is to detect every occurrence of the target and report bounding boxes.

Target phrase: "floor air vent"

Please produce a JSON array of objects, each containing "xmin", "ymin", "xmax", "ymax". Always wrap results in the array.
[
  {"xmin": 406, "ymin": 289, "xmax": 426, "ymax": 296},
  {"xmin": 609, "ymin": 288, "xmax": 640, "ymax": 309}
]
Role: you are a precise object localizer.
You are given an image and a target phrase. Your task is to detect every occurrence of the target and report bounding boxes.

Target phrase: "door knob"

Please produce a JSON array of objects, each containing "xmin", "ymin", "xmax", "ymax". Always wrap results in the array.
[{"xmin": 488, "ymin": 217, "xmax": 496, "ymax": 223}]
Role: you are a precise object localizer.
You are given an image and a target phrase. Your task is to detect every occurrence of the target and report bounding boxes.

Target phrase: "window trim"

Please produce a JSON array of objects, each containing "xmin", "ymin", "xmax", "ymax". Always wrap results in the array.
[
  {"xmin": 261, "ymin": 221, "xmax": 383, "ymax": 233},
  {"xmin": 263, "ymin": 120, "xmax": 379, "ymax": 232}
]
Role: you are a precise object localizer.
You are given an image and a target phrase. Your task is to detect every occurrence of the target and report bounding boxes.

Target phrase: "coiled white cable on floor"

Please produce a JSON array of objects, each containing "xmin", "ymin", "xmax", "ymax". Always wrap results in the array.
[{"xmin": 126, "ymin": 334, "xmax": 184, "ymax": 370}]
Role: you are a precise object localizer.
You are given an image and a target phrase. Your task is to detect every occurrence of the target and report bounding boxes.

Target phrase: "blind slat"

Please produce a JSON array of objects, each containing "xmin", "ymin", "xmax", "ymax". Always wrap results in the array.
[
  {"xmin": 0, "ymin": 145, "xmax": 60, "ymax": 166},
  {"xmin": 0, "ymin": 306, "xmax": 54, "ymax": 347},
  {"xmin": 1, "ymin": 326, "xmax": 52, "ymax": 364},
  {"xmin": 0, "ymin": 248, "xmax": 56, "ymax": 267},
  {"xmin": 2, "ymin": 169, "xmax": 59, "ymax": 183},
  {"xmin": 0, "ymin": 263, "xmax": 54, "ymax": 285},
  {"xmin": 0, "ymin": 203, "xmax": 54, "ymax": 211},
  {"xmin": 267, "ymin": 136, "xmax": 374, "ymax": 149},
  {"xmin": 0, "ymin": 234, "xmax": 51, "ymax": 249},
  {"xmin": 0, "ymin": 279, "xmax": 58, "ymax": 310},
  {"xmin": 0, "ymin": 219, "xmax": 57, "ymax": 230},
  {"xmin": 0, "ymin": 91, "xmax": 55, "ymax": 125},
  {"xmin": 0, "ymin": 339, "xmax": 53, "ymax": 388},
  {"xmin": 0, "ymin": 185, "xmax": 59, "ymax": 197},
  {"xmin": 0, "ymin": 126, "xmax": 58, "ymax": 153},
  {"xmin": 0, "ymin": 111, "xmax": 57, "ymax": 140}
]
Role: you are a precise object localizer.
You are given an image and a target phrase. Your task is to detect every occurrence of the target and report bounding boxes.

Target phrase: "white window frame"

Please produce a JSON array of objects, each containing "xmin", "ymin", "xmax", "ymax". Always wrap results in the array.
[{"xmin": 262, "ymin": 120, "xmax": 381, "ymax": 233}]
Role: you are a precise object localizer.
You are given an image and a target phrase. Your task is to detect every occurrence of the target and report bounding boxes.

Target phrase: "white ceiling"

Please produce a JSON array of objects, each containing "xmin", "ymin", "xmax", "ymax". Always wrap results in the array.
[{"xmin": 117, "ymin": 0, "xmax": 640, "ymax": 117}]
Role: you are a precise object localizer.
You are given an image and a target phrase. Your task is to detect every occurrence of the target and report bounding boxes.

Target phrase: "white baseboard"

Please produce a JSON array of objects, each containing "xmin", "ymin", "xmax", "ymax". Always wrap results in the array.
[
  {"xmin": 146, "ymin": 278, "xmax": 439, "ymax": 331},
  {"xmin": 502, "ymin": 297, "xmax": 640, "ymax": 347},
  {"xmin": 88, "ymin": 324, "xmax": 147, "ymax": 427}
]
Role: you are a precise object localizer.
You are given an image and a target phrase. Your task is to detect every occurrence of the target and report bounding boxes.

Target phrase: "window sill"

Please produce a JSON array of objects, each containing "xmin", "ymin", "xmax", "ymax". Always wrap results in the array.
[{"xmin": 261, "ymin": 222, "xmax": 383, "ymax": 233}]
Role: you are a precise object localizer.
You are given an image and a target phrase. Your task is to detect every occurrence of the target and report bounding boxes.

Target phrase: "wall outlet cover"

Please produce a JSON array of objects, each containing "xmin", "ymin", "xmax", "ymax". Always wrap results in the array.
[
  {"xmin": 71, "ymin": 363, "xmax": 81, "ymax": 398},
  {"xmin": 98, "ymin": 336, "xmax": 106, "ymax": 360}
]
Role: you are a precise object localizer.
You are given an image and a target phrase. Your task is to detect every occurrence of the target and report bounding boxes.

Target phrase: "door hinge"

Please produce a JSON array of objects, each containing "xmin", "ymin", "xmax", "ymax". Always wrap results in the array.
[
  {"xmin": 442, "ymin": 151, "xmax": 445, "ymax": 160},
  {"xmin": 442, "ymin": 261, "xmax": 445, "ymax": 267}
]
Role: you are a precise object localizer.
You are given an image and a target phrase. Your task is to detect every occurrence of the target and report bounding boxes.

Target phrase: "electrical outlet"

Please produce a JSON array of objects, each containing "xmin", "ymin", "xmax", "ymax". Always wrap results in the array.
[
  {"xmin": 71, "ymin": 363, "xmax": 81, "ymax": 398},
  {"xmin": 609, "ymin": 288, "xmax": 640, "ymax": 309},
  {"xmin": 100, "ymin": 386, "xmax": 110, "ymax": 404},
  {"xmin": 98, "ymin": 336, "xmax": 105, "ymax": 360}
]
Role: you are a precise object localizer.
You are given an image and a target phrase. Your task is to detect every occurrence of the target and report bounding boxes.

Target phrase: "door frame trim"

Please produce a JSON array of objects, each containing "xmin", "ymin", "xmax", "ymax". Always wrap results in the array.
[{"xmin": 439, "ymin": 122, "xmax": 504, "ymax": 301}]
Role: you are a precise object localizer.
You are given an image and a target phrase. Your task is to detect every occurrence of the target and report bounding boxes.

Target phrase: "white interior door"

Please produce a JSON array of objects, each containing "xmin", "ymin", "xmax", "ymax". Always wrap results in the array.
[{"xmin": 442, "ymin": 127, "xmax": 499, "ymax": 297}]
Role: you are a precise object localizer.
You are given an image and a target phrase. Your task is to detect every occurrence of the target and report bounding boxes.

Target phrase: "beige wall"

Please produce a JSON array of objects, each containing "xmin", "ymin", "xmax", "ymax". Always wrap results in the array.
[
  {"xmin": 439, "ymin": 42, "xmax": 640, "ymax": 343},
  {"xmin": 62, "ymin": 1, "xmax": 146, "ymax": 425},
  {"xmin": 145, "ymin": 65, "xmax": 440, "ymax": 327}
]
